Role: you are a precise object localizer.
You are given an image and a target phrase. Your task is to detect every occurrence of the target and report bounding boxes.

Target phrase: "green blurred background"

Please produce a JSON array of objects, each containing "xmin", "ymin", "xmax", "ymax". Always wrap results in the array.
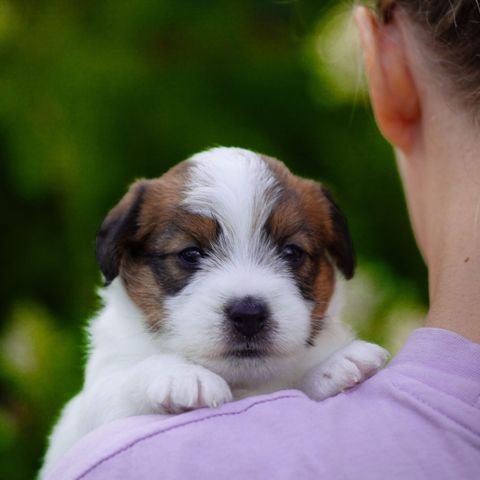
[{"xmin": 0, "ymin": 1, "xmax": 427, "ymax": 478}]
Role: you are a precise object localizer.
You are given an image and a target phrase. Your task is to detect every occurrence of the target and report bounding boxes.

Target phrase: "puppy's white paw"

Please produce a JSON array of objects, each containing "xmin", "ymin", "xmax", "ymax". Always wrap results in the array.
[
  {"xmin": 145, "ymin": 364, "xmax": 233, "ymax": 414},
  {"xmin": 301, "ymin": 340, "xmax": 389, "ymax": 401}
]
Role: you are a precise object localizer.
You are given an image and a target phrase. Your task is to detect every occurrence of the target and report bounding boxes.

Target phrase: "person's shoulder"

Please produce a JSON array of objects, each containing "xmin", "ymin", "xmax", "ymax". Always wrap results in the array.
[
  {"xmin": 387, "ymin": 327, "xmax": 480, "ymax": 408},
  {"xmin": 47, "ymin": 328, "xmax": 480, "ymax": 480}
]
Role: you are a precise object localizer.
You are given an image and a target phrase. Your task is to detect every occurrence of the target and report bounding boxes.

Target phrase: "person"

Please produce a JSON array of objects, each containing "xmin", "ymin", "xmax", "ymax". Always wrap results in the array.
[{"xmin": 45, "ymin": 2, "xmax": 480, "ymax": 478}]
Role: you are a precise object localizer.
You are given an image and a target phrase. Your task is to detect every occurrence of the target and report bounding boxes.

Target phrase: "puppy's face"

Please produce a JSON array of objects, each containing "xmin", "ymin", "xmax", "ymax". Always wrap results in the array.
[{"xmin": 97, "ymin": 148, "xmax": 354, "ymax": 385}]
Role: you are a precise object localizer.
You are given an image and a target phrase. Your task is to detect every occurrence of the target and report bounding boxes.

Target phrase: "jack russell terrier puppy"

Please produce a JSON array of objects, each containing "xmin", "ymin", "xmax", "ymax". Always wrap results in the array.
[{"xmin": 41, "ymin": 147, "xmax": 388, "ymax": 477}]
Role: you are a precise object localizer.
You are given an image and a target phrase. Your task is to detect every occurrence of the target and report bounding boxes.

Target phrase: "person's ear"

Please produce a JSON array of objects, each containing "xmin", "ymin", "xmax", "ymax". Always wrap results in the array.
[{"xmin": 355, "ymin": 6, "xmax": 420, "ymax": 153}]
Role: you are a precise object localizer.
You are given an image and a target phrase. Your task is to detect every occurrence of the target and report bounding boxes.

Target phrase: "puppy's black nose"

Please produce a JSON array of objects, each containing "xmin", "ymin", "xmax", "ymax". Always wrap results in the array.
[{"xmin": 225, "ymin": 297, "xmax": 268, "ymax": 337}]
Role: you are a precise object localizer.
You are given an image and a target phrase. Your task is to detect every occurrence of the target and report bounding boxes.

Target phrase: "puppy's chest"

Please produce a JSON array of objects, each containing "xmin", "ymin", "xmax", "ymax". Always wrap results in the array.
[{"xmin": 231, "ymin": 379, "xmax": 296, "ymax": 400}]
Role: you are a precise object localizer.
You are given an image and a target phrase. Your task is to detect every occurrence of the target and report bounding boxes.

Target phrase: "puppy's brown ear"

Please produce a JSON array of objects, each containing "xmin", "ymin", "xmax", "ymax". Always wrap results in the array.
[
  {"xmin": 322, "ymin": 187, "xmax": 356, "ymax": 280},
  {"xmin": 96, "ymin": 180, "xmax": 148, "ymax": 285}
]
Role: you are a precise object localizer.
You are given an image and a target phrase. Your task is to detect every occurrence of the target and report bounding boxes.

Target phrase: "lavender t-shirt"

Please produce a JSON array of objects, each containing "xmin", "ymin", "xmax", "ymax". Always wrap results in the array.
[{"xmin": 47, "ymin": 328, "xmax": 480, "ymax": 480}]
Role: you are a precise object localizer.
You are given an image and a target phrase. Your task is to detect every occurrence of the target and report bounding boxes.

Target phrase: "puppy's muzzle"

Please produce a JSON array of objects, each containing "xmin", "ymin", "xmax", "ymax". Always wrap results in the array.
[{"xmin": 225, "ymin": 296, "xmax": 269, "ymax": 338}]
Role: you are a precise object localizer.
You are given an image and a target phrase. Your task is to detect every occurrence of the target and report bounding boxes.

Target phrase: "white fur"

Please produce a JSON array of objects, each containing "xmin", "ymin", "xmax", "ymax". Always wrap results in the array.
[
  {"xmin": 171, "ymin": 148, "xmax": 315, "ymax": 384},
  {"xmin": 184, "ymin": 148, "xmax": 280, "ymax": 250},
  {"xmin": 40, "ymin": 148, "xmax": 389, "ymax": 478}
]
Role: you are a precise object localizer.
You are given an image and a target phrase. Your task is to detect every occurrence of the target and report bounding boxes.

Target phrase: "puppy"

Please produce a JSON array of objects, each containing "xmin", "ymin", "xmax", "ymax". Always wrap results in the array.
[{"xmin": 41, "ymin": 147, "xmax": 388, "ymax": 477}]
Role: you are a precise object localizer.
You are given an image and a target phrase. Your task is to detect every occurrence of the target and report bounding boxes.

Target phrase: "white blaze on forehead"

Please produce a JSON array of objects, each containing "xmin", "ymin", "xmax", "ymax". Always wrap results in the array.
[{"xmin": 182, "ymin": 147, "xmax": 280, "ymax": 261}]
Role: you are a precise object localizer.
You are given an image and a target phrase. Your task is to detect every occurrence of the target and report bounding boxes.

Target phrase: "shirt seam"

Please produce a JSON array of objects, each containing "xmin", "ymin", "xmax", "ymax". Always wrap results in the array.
[
  {"xmin": 390, "ymin": 368, "xmax": 480, "ymax": 408},
  {"xmin": 390, "ymin": 380, "xmax": 480, "ymax": 438},
  {"xmin": 75, "ymin": 393, "xmax": 304, "ymax": 480}
]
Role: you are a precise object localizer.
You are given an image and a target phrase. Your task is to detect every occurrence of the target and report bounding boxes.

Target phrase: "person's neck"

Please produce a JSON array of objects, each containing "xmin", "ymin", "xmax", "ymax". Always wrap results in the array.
[
  {"xmin": 421, "ymin": 119, "xmax": 480, "ymax": 343},
  {"xmin": 426, "ymin": 210, "xmax": 480, "ymax": 343}
]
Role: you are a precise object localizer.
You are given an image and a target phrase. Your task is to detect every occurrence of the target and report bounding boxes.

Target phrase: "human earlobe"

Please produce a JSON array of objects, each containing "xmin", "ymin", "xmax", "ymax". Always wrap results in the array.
[{"xmin": 355, "ymin": 6, "xmax": 420, "ymax": 153}]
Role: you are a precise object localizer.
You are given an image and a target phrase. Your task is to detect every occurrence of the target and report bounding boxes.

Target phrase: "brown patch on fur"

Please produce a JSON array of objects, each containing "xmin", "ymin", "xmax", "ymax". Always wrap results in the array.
[
  {"xmin": 98, "ymin": 152, "xmax": 352, "ymax": 341},
  {"xmin": 99, "ymin": 160, "xmax": 218, "ymax": 329},
  {"xmin": 308, "ymin": 258, "xmax": 335, "ymax": 344},
  {"xmin": 120, "ymin": 258, "xmax": 165, "ymax": 329},
  {"xmin": 262, "ymin": 155, "xmax": 343, "ymax": 345}
]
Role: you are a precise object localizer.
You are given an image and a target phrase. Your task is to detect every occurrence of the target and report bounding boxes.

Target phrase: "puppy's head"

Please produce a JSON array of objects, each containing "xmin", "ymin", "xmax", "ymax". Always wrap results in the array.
[{"xmin": 96, "ymin": 148, "xmax": 354, "ymax": 385}]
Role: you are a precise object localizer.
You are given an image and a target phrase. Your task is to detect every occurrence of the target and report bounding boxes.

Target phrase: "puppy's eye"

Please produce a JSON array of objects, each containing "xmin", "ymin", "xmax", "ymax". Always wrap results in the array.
[
  {"xmin": 281, "ymin": 244, "xmax": 305, "ymax": 268},
  {"xmin": 178, "ymin": 247, "xmax": 204, "ymax": 269}
]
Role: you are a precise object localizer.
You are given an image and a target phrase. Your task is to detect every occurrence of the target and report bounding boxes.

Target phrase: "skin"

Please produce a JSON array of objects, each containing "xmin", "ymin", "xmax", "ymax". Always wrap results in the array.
[{"xmin": 355, "ymin": 6, "xmax": 480, "ymax": 343}]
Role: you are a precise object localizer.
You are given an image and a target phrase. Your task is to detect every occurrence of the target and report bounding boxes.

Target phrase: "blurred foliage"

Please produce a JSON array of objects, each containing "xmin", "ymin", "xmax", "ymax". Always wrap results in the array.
[{"xmin": 0, "ymin": 0, "xmax": 426, "ymax": 478}]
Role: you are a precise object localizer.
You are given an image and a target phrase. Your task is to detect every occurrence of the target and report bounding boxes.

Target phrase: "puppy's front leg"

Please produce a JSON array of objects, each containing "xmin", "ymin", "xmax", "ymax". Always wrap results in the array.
[
  {"xmin": 44, "ymin": 355, "xmax": 232, "ymax": 474},
  {"xmin": 300, "ymin": 340, "xmax": 389, "ymax": 401},
  {"xmin": 84, "ymin": 354, "xmax": 233, "ymax": 419},
  {"xmin": 122, "ymin": 355, "xmax": 233, "ymax": 414}
]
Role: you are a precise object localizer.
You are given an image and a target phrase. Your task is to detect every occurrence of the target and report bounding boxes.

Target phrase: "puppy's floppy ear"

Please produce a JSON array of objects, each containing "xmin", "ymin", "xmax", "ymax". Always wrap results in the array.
[
  {"xmin": 96, "ymin": 180, "xmax": 148, "ymax": 285},
  {"xmin": 321, "ymin": 187, "xmax": 356, "ymax": 280}
]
